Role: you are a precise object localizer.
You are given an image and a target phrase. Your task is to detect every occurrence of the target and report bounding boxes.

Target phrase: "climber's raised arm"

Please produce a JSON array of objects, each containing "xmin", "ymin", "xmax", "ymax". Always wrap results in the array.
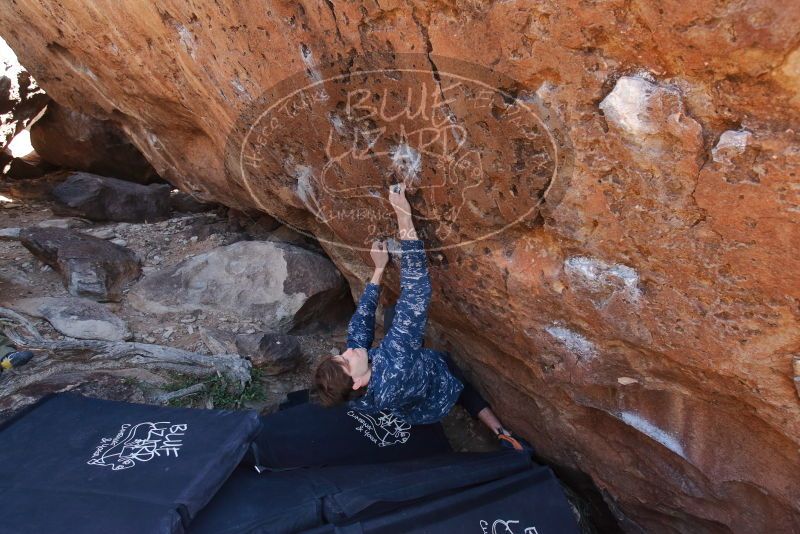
[
  {"xmin": 345, "ymin": 241, "xmax": 389, "ymax": 350},
  {"xmin": 381, "ymin": 183, "xmax": 432, "ymax": 353}
]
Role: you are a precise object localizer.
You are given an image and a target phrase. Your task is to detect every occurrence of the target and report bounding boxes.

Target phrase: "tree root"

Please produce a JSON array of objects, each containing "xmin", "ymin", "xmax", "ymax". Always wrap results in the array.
[{"xmin": 0, "ymin": 306, "xmax": 252, "ymax": 410}]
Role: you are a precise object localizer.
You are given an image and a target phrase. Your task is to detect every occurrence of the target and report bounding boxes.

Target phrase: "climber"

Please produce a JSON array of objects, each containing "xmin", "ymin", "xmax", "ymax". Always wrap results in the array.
[{"xmin": 313, "ymin": 183, "xmax": 529, "ymax": 451}]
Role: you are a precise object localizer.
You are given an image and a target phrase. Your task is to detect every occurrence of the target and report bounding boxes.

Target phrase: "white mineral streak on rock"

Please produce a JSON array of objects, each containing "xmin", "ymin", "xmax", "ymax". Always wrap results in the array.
[
  {"xmin": 545, "ymin": 324, "xmax": 597, "ymax": 360},
  {"xmin": 619, "ymin": 411, "xmax": 686, "ymax": 459}
]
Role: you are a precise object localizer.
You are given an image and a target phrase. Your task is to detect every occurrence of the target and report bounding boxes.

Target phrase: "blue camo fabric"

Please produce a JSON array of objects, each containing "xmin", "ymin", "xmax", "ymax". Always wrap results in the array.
[{"xmin": 346, "ymin": 239, "xmax": 464, "ymax": 425}]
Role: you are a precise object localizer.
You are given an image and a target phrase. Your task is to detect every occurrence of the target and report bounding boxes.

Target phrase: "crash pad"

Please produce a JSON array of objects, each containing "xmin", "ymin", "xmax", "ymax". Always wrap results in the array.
[
  {"xmin": 190, "ymin": 450, "xmax": 536, "ymax": 533},
  {"xmin": 246, "ymin": 400, "xmax": 451, "ymax": 470},
  {"xmin": 0, "ymin": 393, "xmax": 260, "ymax": 534}
]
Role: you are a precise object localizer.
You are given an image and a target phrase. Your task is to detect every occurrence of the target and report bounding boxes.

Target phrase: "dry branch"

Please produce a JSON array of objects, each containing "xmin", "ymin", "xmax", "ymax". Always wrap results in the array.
[{"xmin": 0, "ymin": 306, "xmax": 252, "ymax": 402}]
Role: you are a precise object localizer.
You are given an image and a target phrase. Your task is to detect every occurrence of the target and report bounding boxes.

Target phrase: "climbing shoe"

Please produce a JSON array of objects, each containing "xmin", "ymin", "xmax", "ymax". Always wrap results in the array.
[
  {"xmin": 0, "ymin": 350, "xmax": 34, "ymax": 372},
  {"xmin": 496, "ymin": 428, "xmax": 533, "ymax": 453}
]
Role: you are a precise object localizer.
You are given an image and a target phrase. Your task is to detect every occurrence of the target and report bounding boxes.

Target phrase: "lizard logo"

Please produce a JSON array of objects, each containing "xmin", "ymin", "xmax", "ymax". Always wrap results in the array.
[
  {"xmin": 348, "ymin": 409, "xmax": 412, "ymax": 447},
  {"xmin": 87, "ymin": 421, "xmax": 188, "ymax": 471}
]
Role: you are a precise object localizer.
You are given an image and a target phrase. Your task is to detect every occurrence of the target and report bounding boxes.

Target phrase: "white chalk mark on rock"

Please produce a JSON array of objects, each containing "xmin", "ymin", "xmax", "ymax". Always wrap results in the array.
[
  {"xmin": 545, "ymin": 324, "xmax": 597, "ymax": 360},
  {"xmin": 712, "ymin": 129, "xmax": 752, "ymax": 164},
  {"xmin": 177, "ymin": 25, "xmax": 196, "ymax": 59},
  {"xmin": 293, "ymin": 164, "xmax": 314, "ymax": 204},
  {"xmin": 329, "ymin": 114, "xmax": 346, "ymax": 135},
  {"xmin": 293, "ymin": 164, "xmax": 333, "ymax": 224},
  {"xmin": 300, "ymin": 44, "xmax": 322, "ymax": 83},
  {"xmin": 390, "ymin": 143, "xmax": 422, "ymax": 183},
  {"xmin": 564, "ymin": 256, "xmax": 641, "ymax": 306},
  {"xmin": 230, "ymin": 79, "xmax": 251, "ymax": 101},
  {"xmin": 600, "ymin": 76, "xmax": 660, "ymax": 137},
  {"xmin": 619, "ymin": 411, "xmax": 686, "ymax": 459},
  {"xmin": 533, "ymin": 82, "xmax": 555, "ymax": 102}
]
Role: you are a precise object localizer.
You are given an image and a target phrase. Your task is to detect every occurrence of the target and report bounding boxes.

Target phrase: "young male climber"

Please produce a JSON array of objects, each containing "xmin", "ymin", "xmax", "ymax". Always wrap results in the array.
[{"xmin": 313, "ymin": 183, "xmax": 528, "ymax": 451}]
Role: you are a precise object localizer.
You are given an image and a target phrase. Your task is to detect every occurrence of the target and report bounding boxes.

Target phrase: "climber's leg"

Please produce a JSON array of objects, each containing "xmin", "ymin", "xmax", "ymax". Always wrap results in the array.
[
  {"xmin": 385, "ymin": 305, "xmax": 492, "ymax": 419},
  {"xmin": 440, "ymin": 353, "xmax": 490, "ymax": 420},
  {"xmin": 384, "ymin": 305, "xmax": 529, "ymax": 451},
  {"xmin": 441, "ymin": 352, "xmax": 531, "ymax": 452},
  {"xmin": 476, "ymin": 406, "xmax": 503, "ymax": 434}
]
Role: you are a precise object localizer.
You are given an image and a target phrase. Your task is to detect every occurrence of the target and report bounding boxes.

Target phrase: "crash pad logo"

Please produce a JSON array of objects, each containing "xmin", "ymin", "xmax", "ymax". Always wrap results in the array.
[
  {"xmin": 480, "ymin": 519, "xmax": 539, "ymax": 534},
  {"xmin": 228, "ymin": 52, "xmax": 573, "ymax": 252},
  {"xmin": 87, "ymin": 422, "xmax": 188, "ymax": 471},
  {"xmin": 348, "ymin": 410, "xmax": 411, "ymax": 447}
]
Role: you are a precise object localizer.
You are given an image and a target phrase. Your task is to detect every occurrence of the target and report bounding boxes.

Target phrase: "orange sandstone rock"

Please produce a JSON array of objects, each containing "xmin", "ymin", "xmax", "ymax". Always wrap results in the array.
[{"xmin": 1, "ymin": 1, "xmax": 798, "ymax": 531}]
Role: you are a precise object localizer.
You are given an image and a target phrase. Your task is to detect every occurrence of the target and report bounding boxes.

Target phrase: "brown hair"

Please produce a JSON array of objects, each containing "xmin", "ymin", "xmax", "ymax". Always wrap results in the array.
[{"xmin": 312, "ymin": 355, "xmax": 367, "ymax": 407}]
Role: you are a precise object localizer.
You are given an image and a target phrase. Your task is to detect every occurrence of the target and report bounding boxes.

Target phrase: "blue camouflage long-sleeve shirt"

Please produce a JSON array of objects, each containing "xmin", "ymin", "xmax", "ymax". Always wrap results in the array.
[{"xmin": 346, "ymin": 239, "xmax": 463, "ymax": 425}]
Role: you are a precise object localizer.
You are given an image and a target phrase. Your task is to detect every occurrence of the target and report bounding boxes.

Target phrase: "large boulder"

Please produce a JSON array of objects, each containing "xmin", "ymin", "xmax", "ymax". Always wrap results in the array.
[
  {"xmin": 2, "ymin": 2, "xmax": 799, "ymax": 531},
  {"xmin": 51, "ymin": 172, "xmax": 171, "ymax": 222},
  {"xmin": 169, "ymin": 190, "xmax": 217, "ymax": 213},
  {"xmin": 128, "ymin": 240, "xmax": 346, "ymax": 331},
  {"xmin": 19, "ymin": 227, "xmax": 141, "ymax": 301},
  {"xmin": 2, "ymin": 171, "xmax": 70, "ymax": 201},
  {"xmin": 234, "ymin": 333, "xmax": 303, "ymax": 375},
  {"xmin": 29, "ymin": 101, "xmax": 160, "ymax": 184},
  {"xmin": 3, "ymin": 152, "xmax": 56, "ymax": 179},
  {"xmin": 9, "ymin": 296, "xmax": 130, "ymax": 341}
]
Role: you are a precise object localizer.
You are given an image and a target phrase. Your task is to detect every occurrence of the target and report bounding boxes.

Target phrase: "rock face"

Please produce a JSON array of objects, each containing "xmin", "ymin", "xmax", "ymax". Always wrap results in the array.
[
  {"xmin": 128, "ymin": 241, "xmax": 346, "ymax": 331},
  {"xmin": 19, "ymin": 227, "xmax": 141, "ymax": 301},
  {"xmin": 52, "ymin": 172, "xmax": 172, "ymax": 222},
  {"xmin": 1, "ymin": 2, "xmax": 799, "ymax": 532},
  {"xmin": 29, "ymin": 101, "xmax": 160, "ymax": 184}
]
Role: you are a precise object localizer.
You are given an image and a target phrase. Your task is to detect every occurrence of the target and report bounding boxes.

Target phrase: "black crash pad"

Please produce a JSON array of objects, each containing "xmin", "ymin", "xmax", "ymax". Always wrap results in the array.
[
  {"xmin": 303, "ymin": 465, "xmax": 580, "ymax": 534},
  {"xmin": 247, "ymin": 401, "xmax": 451, "ymax": 470},
  {"xmin": 190, "ymin": 450, "xmax": 536, "ymax": 534},
  {"xmin": 0, "ymin": 393, "xmax": 260, "ymax": 534}
]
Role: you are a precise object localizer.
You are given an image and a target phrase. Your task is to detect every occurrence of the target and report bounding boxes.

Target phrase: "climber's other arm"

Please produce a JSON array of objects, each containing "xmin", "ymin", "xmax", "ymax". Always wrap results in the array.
[{"xmin": 346, "ymin": 240, "xmax": 389, "ymax": 350}]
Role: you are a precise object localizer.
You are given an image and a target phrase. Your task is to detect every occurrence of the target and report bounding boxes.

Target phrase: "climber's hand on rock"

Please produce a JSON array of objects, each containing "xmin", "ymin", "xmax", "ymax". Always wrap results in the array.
[
  {"xmin": 370, "ymin": 240, "xmax": 389, "ymax": 269},
  {"xmin": 389, "ymin": 183, "xmax": 418, "ymax": 240},
  {"xmin": 389, "ymin": 183, "xmax": 412, "ymax": 219}
]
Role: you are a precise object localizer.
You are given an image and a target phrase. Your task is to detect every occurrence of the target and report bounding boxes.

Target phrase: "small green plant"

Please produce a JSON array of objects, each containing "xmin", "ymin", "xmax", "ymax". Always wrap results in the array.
[{"xmin": 165, "ymin": 368, "xmax": 267, "ymax": 409}]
